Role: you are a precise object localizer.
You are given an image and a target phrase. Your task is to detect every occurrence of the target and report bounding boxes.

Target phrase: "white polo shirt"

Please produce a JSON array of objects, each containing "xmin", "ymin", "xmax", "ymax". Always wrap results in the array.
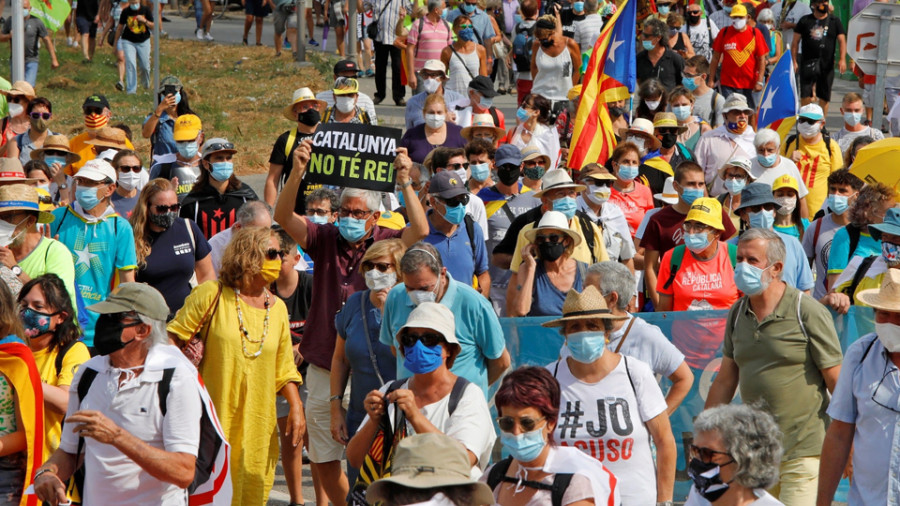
[{"xmin": 59, "ymin": 345, "xmax": 202, "ymax": 506}]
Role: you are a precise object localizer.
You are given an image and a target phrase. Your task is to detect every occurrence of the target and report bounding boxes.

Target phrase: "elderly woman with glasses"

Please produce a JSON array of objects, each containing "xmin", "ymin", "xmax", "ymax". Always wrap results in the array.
[
  {"xmin": 507, "ymin": 211, "xmax": 587, "ymax": 317},
  {"xmin": 685, "ymin": 404, "xmax": 784, "ymax": 505},
  {"xmin": 544, "ymin": 286, "xmax": 676, "ymax": 505},
  {"xmin": 168, "ymin": 226, "xmax": 304, "ymax": 506},
  {"xmin": 347, "ymin": 302, "xmax": 495, "ymax": 499}
]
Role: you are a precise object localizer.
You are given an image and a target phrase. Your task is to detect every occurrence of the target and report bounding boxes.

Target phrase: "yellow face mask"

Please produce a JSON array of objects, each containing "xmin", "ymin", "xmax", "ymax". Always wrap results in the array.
[{"xmin": 260, "ymin": 258, "xmax": 281, "ymax": 284}]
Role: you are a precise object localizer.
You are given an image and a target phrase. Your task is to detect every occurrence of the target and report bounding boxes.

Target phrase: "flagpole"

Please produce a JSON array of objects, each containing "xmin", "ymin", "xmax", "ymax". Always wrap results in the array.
[{"xmin": 11, "ymin": 0, "xmax": 24, "ymax": 81}]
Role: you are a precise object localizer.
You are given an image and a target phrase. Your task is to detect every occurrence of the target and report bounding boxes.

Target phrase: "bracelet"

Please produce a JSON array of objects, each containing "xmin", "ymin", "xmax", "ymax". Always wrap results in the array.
[
  {"xmin": 398, "ymin": 179, "xmax": 412, "ymax": 189},
  {"xmin": 33, "ymin": 468, "xmax": 55, "ymax": 481},
  {"xmin": 328, "ymin": 394, "xmax": 343, "ymax": 402}
]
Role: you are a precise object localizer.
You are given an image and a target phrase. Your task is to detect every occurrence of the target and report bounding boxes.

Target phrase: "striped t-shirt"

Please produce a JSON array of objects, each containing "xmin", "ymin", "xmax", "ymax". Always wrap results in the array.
[{"xmin": 407, "ymin": 16, "xmax": 453, "ymax": 72}]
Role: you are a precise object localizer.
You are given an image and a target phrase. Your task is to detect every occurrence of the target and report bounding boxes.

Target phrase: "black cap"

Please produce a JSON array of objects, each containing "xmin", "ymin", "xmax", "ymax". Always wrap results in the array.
[
  {"xmin": 334, "ymin": 60, "xmax": 360, "ymax": 75},
  {"xmin": 468, "ymin": 76, "xmax": 498, "ymax": 98},
  {"xmin": 82, "ymin": 93, "xmax": 110, "ymax": 110}
]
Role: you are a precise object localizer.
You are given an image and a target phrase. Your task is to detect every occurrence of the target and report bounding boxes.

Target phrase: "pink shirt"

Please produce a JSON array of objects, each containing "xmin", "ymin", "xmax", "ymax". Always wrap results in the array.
[{"xmin": 407, "ymin": 16, "xmax": 453, "ymax": 71}]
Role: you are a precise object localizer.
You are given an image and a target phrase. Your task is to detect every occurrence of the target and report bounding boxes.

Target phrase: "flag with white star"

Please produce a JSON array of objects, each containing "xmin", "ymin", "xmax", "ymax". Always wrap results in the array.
[{"xmin": 757, "ymin": 49, "xmax": 799, "ymax": 140}]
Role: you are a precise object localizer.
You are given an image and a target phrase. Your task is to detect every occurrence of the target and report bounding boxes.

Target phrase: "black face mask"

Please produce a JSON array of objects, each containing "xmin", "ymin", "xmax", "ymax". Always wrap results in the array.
[
  {"xmin": 660, "ymin": 132, "xmax": 678, "ymax": 149},
  {"xmin": 498, "ymin": 165, "xmax": 521, "ymax": 186},
  {"xmin": 815, "ymin": 3, "xmax": 827, "ymax": 12},
  {"xmin": 297, "ymin": 109, "xmax": 321, "ymax": 127},
  {"xmin": 540, "ymin": 38, "xmax": 554, "ymax": 48},
  {"xmin": 149, "ymin": 211, "xmax": 177, "ymax": 229},
  {"xmin": 688, "ymin": 458, "xmax": 732, "ymax": 503},
  {"xmin": 538, "ymin": 241, "xmax": 566, "ymax": 261},
  {"xmin": 686, "ymin": 12, "xmax": 701, "ymax": 24},
  {"xmin": 94, "ymin": 313, "xmax": 141, "ymax": 356}
]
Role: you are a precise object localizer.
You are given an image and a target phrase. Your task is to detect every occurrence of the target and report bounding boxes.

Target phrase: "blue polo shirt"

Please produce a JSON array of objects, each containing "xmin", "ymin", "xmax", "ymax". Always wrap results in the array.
[
  {"xmin": 379, "ymin": 273, "xmax": 506, "ymax": 397},
  {"xmin": 423, "ymin": 211, "xmax": 489, "ymax": 286}
]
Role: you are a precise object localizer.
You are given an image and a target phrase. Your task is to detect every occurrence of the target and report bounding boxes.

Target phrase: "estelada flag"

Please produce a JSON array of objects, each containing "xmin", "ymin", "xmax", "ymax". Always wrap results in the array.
[
  {"xmin": 757, "ymin": 49, "xmax": 799, "ymax": 141},
  {"xmin": 568, "ymin": 0, "xmax": 637, "ymax": 169},
  {"xmin": 0, "ymin": 335, "xmax": 44, "ymax": 506}
]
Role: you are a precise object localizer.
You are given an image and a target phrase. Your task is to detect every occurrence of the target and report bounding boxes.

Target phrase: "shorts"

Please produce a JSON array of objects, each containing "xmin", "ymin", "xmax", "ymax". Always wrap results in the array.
[
  {"xmin": 328, "ymin": 0, "xmax": 346, "ymax": 27},
  {"xmin": 75, "ymin": 16, "xmax": 98, "ymax": 37},
  {"xmin": 768, "ymin": 456, "xmax": 820, "ymax": 505},
  {"xmin": 799, "ymin": 63, "xmax": 834, "ymax": 102},
  {"xmin": 245, "ymin": 0, "xmax": 272, "ymax": 17},
  {"xmin": 274, "ymin": 5, "xmax": 297, "ymax": 34},
  {"xmin": 304, "ymin": 364, "xmax": 348, "ymax": 463}
]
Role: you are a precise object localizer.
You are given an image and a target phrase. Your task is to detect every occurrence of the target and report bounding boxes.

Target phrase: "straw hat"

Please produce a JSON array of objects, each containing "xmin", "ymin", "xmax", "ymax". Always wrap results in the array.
[
  {"xmin": 717, "ymin": 156, "xmax": 753, "ymax": 181},
  {"xmin": 579, "ymin": 164, "xmax": 617, "ymax": 182},
  {"xmin": 85, "ymin": 127, "xmax": 129, "ymax": 151},
  {"xmin": 0, "ymin": 184, "xmax": 55, "ymax": 223},
  {"xmin": 30, "ymin": 134, "xmax": 81, "ymax": 165},
  {"xmin": 653, "ymin": 112, "xmax": 687, "ymax": 134},
  {"xmin": 0, "ymin": 81, "xmax": 36, "ymax": 100},
  {"xmin": 857, "ymin": 269, "xmax": 900, "ymax": 311},
  {"xmin": 542, "ymin": 285, "xmax": 627, "ymax": 327},
  {"xmin": 619, "ymin": 118, "xmax": 662, "ymax": 151},
  {"xmin": 533, "ymin": 169, "xmax": 586, "ymax": 199},
  {"xmin": 283, "ymin": 87, "xmax": 327, "ymax": 121},
  {"xmin": 461, "ymin": 113, "xmax": 506, "ymax": 141},
  {"xmin": 524, "ymin": 210, "xmax": 582, "ymax": 248},
  {"xmin": 0, "ymin": 159, "xmax": 39, "ymax": 184}
]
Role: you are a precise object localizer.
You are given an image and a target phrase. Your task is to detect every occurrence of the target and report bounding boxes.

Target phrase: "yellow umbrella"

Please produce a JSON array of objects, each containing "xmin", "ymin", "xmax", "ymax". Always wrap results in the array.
[{"xmin": 850, "ymin": 138, "xmax": 900, "ymax": 188}]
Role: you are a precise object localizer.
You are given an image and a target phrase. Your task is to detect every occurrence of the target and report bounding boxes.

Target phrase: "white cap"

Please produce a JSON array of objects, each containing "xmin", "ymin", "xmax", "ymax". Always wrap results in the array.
[
  {"xmin": 423, "ymin": 59, "xmax": 447, "ymax": 74},
  {"xmin": 76, "ymin": 159, "xmax": 117, "ymax": 182},
  {"xmin": 397, "ymin": 302, "xmax": 459, "ymax": 345}
]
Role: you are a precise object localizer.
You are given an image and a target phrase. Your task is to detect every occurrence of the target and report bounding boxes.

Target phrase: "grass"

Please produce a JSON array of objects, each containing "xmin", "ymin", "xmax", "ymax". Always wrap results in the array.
[{"xmin": 1, "ymin": 35, "xmax": 334, "ymax": 173}]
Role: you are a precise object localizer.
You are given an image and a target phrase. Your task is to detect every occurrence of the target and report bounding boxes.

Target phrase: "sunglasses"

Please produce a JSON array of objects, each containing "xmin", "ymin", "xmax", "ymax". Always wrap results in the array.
[
  {"xmin": 746, "ymin": 203, "xmax": 776, "ymax": 213},
  {"xmin": 440, "ymin": 194, "xmax": 470, "ymax": 207},
  {"xmin": 400, "ymin": 331, "xmax": 444, "ymax": 349},
  {"xmin": 306, "ymin": 208, "xmax": 332, "ymax": 217},
  {"xmin": 459, "ymin": 24, "xmax": 474, "ymax": 29},
  {"xmin": 154, "ymin": 204, "xmax": 181, "ymax": 213},
  {"xmin": 83, "ymin": 107, "xmax": 104, "ymax": 116},
  {"xmin": 690, "ymin": 444, "xmax": 732, "ymax": 463},
  {"xmin": 103, "ymin": 311, "xmax": 143, "ymax": 325},
  {"xmin": 266, "ymin": 248, "xmax": 285, "ymax": 260},
  {"xmin": 798, "ymin": 117, "xmax": 819, "ymax": 125},
  {"xmin": 657, "ymin": 128, "xmax": 679, "ymax": 136},
  {"xmin": 29, "ymin": 112, "xmax": 51, "ymax": 120},
  {"xmin": 447, "ymin": 162, "xmax": 469, "ymax": 171},
  {"xmin": 43, "ymin": 150, "xmax": 69, "ymax": 158},
  {"xmin": 496, "ymin": 416, "xmax": 545, "ymax": 432},
  {"xmin": 118, "ymin": 165, "xmax": 142, "ymax": 173},
  {"xmin": 205, "ymin": 141, "xmax": 235, "ymax": 152},
  {"xmin": 9, "ymin": 96, "xmax": 29, "ymax": 104},
  {"xmin": 535, "ymin": 234, "xmax": 564, "ymax": 244},
  {"xmin": 362, "ymin": 261, "xmax": 393, "ymax": 272}
]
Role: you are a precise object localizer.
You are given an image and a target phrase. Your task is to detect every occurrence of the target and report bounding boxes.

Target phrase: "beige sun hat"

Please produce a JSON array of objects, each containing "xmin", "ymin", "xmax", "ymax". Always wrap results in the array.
[
  {"xmin": 461, "ymin": 113, "xmax": 506, "ymax": 141},
  {"xmin": 533, "ymin": 169, "xmax": 587, "ymax": 199},
  {"xmin": 857, "ymin": 269, "xmax": 900, "ymax": 311},
  {"xmin": 85, "ymin": 127, "xmax": 129, "ymax": 151},
  {"xmin": 542, "ymin": 285, "xmax": 628, "ymax": 327},
  {"xmin": 619, "ymin": 118, "xmax": 662, "ymax": 151},
  {"xmin": 0, "ymin": 184, "xmax": 55, "ymax": 223},
  {"xmin": 0, "ymin": 81, "xmax": 36, "ymax": 100},
  {"xmin": 283, "ymin": 87, "xmax": 327, "ymax": 121},
  {"xmin": 524, "ymin": 210, "xmax": 582, "ymax": 248},
  {"xmin": 30, "ymin": 134, "xmax": 82, "ymax": 165},
  {"xmin": 653, "ymin": 176, "xmax": 679, "ymax": 204},
  {"xmin": 0, "ymin": 158, "xmax": 39, "ymax": 185}
]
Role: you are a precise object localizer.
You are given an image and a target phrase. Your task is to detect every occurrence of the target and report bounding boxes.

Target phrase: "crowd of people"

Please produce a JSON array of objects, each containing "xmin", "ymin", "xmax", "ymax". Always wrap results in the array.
[{"xmin": 0, "ymin": 0, "xmax": 899, "ymax": 504}]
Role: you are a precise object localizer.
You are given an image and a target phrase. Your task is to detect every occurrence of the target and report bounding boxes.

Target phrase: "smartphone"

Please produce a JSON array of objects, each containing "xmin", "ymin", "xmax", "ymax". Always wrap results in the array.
[{"xmin": 163, "ymin": 84, "xmax": 178, "ymax": 97}]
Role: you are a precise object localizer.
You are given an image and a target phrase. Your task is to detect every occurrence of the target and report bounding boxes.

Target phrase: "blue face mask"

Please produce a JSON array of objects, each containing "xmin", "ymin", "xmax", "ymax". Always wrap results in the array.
[
  {"xmin": 748, "ymin": 209, "xmax": 775, "ymax": 229},
  {"xmin": 683, "ymin": 231, "xmax": 711, "ymax": 252},
  {"xmin": 403, "ymin": 339, "xmax": 444, "ymax": 374},
  {"xmin": 500, "ymin": 427, "xmax": 547, "ymax": 462},
  {"xmin": 682, "ymin": 75, "xmax": 699, "ymax": 91},
  {"xmin": 75, "ymin": 186, "xmax": 101, "ymax": 210},
  {"xmin": 681, "ymin": 187, "xmax": 704, "ymax": 205},
  {"xmin": 338, "ymin": 216, "xmax": 370, "ymax": 242},
  {"xmin": 516, "ymin": 107, "xmax": 531, "ymax": 123},
  {"xmin": 470, "ymin": 162, "xmax": 491, "ymax": 182},
  {"xmin": 458, "ymin": 27, "xmax": 476, "ymax": 41},
  {"xmin": 20, "ymin": 307, "xmax": 55, "ymax": 338},
  {"xmin": 672, "ymin": 105, "xmax": 692, "ymax": 121},
  {"xmin": 462, "ymin": 3, "xmax": 476, "ymax": 13},
  {"xmin": 642, "ymin": 39, "xmax": 655, "ymax": 51},
  {"xmin": 757, "ymin": 153, "xmax": 777, "ymax": 167},
  {"xmin": 552, "ymin": 196, "xmax": 577, "ymax": 220},
  {"xmin": 209, "ymin": 161, "xmax": 233, "ymax": 181},
  {"xmin": 176, "ymin": 140, "xmax": 199, "ymax": 159},
  {"xmin": 479, "ymin": 96, "xmax": 493, "ymax": 109},
  {"xmin": 734, "ymin": 261, "xmax": 771, "ymax": 296},
  {"xmin": 658, "ymin": 4, "xmax": 670, "ymax": 14},
  {"xmin": 566, "ymin": 330, "xmax": 606, "ymax": 363},
  {"xmin": 397, "ymin": 189, "xmax": 419, "ymax": 208},
  {"xmin": 724, "ymin": 178, "xmax": 746, "ymax": 195},
  {"xmin": 440, "ymin": 202, "xmax": 467, "ymax": 225},
  {"xmin": 573, "ymin": 0, "xmax": 584, "ymax": 10},
  {"xmin": 308, "ymin": 214, "xmax": 330, "ymax": 225},
  {"xmin": 723, "ymin": 4, "xmax": 732, "ymax": 12},
  {"xmin": 826, "ymin": 194, "xmax": 851, "ymax": 215},
  {"xmin": 442, "ymin": 7, "xmax": 449, "ymax": 17},
  {"xmin": 129, "ymin": 3, "xmax": 140, "ymax": 9},
  {"xmin": 174, "ymin": 91, "xmax": 182, "ymax": 105},
  {"xmin": 617, "ymin": 164, "xmax": 639, "ymax": 182},
  {"xmin": 44, "ymin": 155, "xmax": 67, "ymax": 167}
]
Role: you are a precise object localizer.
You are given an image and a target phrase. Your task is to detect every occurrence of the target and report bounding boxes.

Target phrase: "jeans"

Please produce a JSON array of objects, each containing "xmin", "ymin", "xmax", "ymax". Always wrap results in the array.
[
  {"xmin": 24, "ymin": 61, "xmax": 38, "ymax": 87},
  {"xmin": 122, "ymin": 39, "xmax": 151, "ymax": 94},
  {"xmin": 194, "ymin": 0, "xmax": 203, "ymax": 28}
]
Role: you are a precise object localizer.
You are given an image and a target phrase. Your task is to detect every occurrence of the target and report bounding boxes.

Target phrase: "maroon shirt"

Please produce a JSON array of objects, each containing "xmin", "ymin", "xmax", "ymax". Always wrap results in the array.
[
  {"xmin": 302, "ymin": 221, "xmax": 403, "ymax": 370},
  {"xmin": 639, "ymin": 205, "xmax": 737, "ymax": 253}
]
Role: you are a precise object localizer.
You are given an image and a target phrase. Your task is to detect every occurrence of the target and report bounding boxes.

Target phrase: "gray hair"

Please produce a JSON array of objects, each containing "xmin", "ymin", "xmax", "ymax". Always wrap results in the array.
[
  {"xmin": 693, "ymin": 404, "xmax": 783, "ymax": 490},
  {"xmin": 643, "ymin": 19, "xmax": 669, "ymax": 47},
  {"xmin": 400, "ymin": 241, "xmax": 443, "ymax": 276},
  {"xmin": 306, "ymin": 187, "xmax": 339, "ymax": 211},
  {"xmin": 754, "ymin": 128, "xmax": 781, "ymax": 150},
  {"xmin": 426, "ymin": 0, "xmax": 443, "ymax": 12},
  {"xmin": 757, "ymin": 7, "xmax": 775, "ymax": 22},
  {"xmin": 137, "ymin": 314, "xmax": 171, "ymax": 349},
  {"xmin": 236, "ymin": 200, "xmax": 273, "ymax": 227},
  {"xmin": 587, "ymin": 261, "xmax": 633, "ymax": 310},
  {"xmin": 739, "ymin": 228, "xmax": 786, "ymax": 270},
  {"xmin": 341, "ymin": 188, "xmax": 381, "ymax": 212}
]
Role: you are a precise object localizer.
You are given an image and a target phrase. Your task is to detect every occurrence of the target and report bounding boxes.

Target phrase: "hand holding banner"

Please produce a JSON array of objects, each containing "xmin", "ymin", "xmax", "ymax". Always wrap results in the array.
[{"xmin": 305, "ymin": 123, "xmax": 403, "ymax": 193}]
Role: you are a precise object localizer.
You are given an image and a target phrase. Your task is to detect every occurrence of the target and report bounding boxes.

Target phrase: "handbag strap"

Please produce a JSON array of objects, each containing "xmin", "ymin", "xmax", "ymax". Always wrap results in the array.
[
  {"xmin": 613, "ymin": 316, "xmax": 637, "ymax": 354},
  {"xmin": 360, "ymin": 291, "xmax": 386, "ymax": 386},
  {"xmin": 451, "ymin": 45, "xmax": 477, "ymax": 81},
  {"xmin": 375, "ymin": 0, "xmax": 394, "ymax": 21},
  {"xmin": 194, "ymin": 282, "xmax": 224, "ymax": 340}
]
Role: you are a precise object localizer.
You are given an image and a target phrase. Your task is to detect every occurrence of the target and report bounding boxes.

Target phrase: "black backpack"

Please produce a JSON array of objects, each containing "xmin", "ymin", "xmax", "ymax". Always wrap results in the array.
[
  {"xmin": 512, "ymin": 21, "xmax": 536, "ymax": 73},
  {"xmin": 841, "ymin": 255, "xmax": 878, "ymax": 304},
  {"xmin": 486, "ymin": 457, "xmax": 574, "ymax": 506}
]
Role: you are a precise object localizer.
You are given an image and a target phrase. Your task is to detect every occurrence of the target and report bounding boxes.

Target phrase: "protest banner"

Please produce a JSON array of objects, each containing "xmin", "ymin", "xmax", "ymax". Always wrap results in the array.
[
  {"xmin": 305, "ymin": 123, "xmax": 403, "ymax": 193},
  {"xmin": 29, "ymin": 0, "xmax": 72, "ymax": 32}
]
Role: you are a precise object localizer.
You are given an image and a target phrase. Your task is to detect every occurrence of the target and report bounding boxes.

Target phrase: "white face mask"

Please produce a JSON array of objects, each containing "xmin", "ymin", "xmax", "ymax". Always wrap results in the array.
[
  {"xmin": 0, "ymin": 217, "xmax": 25, "ymax": 247},
  {"xmin": 335, "ymin": 96, "xmax": 356, "ymax": 114},
  {"xmin": 798, "ymin": 121, "xmax": 821, "ymax": 138},
  {"xmin": 407, "ymin": 276, "xmax": 442, "ymax": 305},
  {"xmin": 645, "ymin": 99, "xmax": 661, "ymax": 111},
  {"xmin": 455, "ymin": 168, "xmax": 469, "ymax": 184},
  {"xmin": 876, "ymin": 322, "xmax": 900, "ymax": 353},
  {"xmin": 584, "ymin": 184, "xmax": 611, "ymax": 205},
  {"xmin": 423, "ymin": 78, "xmax": 442, "ymax": 94},
  {"xmin": 365, "ymin": 269, "xmax": 397, "ymax": 291},
  {"xmin": 775, "ymin": 196, "xmax": 797, "ymax": 215},
  {"xmin": 425, "ymin": 113, "xmax": 446, "ymax": 129},
  {"xmin": 7, "ymin": 103, "xmax": 24, "ymax": 118},
  {"xmin": 625, "ymin": 135, "xmax": 646, "ymax": 155},
  {"xmin": 117, "ymin": 171, "xmax": 142, "ymax": 191},
  {"xmin": 732, "ymin": 17, "xmax": 747, "ymax": 29}
]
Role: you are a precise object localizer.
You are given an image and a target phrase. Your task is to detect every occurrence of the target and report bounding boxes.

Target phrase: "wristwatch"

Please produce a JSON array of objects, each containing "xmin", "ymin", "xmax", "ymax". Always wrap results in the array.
[
  {"xmin": 59, "ymin": 183, "xmax": 68, "ymax": 190},
  {"xmin": 398, "ymin": 179, "xmax": 413, "ymax": 190},
  {"xmin": 11, "ymin": 265, "xmax": 22, "ymax": 277},
  {"xmin": 328, "ymin": 394, "xmax": 343, "ymax": 402}
]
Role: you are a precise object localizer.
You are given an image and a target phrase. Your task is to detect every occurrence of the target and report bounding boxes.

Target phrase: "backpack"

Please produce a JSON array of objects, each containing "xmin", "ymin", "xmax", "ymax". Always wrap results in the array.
[
  {"xmin": 663, "ymin": 243, "xmax": 737, "ymax": 291},
  {"xmin": 841, "ymin": 255, "xmax": 878, "ymax": 304},
  {"xmin": 512, "ymin": 21, "xmax": 536, "ymax": 73},
  {"xmin": 785, "ymin": 127, "xmax": 835, "ymax": 167},
  {"xmin": 486, "ymin": 457, "xmax": 574, "ymax": 506},
  {"xmin": 322, "ymin": 107, "xmax": 372, "ymax": 125},
  {"xmin": 844, "ymin": 223, "xmax": 864, "ymax": 265}
]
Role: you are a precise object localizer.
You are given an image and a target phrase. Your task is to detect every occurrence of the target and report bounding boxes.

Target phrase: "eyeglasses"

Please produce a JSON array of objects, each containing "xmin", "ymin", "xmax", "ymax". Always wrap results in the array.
[
  {"xmin": 29, "ymin": 112, "xmax": 51, "ymax": 120},
  {"xmin": 83, "ymin": 107, "xmax": 104, "ymax": 116},
  {"xmin": 362, "ymin": 261, "xmax": 393, "ymax": 272},
  {"xmin": 205, "ymin": 141, "xmax": 235, "ymax": 152},
  {"xmin": 535, "ymin": 234, "xmax": 564, "ymax": 244},
  {"xmin": 690, "ymin": 445, "xmax": 732, "ymax": 463},
  {"xmin": 118, "ymin": 165, "xmax": 142, "ymax": 173},
  {"xmin": 872, "ymin": 361, "xmax": 900, "ymax": 414},
  {"xmin": 422, "ymin": 72, "xmax": 445, "ymax": 80},
  {"xmin": 683, "ymin": 222, "xmax": 711, "ymax": 233},
  {"xmin": 154, "ymin": 204, "xmax": 181, "ymax": 213},
  {"xmin": 266, "ymin": 248, "xmax": 284, "ymax": 260},
  {"xmin": 339, "ymin": 207, "xmax": 373, "ymax": 220},
  {"xmin": 306, "ymin": 208, "xmax": 332, "ymax": 217},
  {"xmin": 400, "ymin": 331, "xmax": 444, "ymax": 349},
  {"xmin": 656, "ymin": 128, "xmax": 679, "ymax": 136},
  {"xmin": 745, "ymin": 203, "xmax": 776, "ymax": 213},
  {"xmin": 723, "ymin": 174, "xmax": 747, "ymax": 181},
  {"xmin": 496, "ymin": 416, "xmax": 545, "ymax": 432},
  {"xmin": 439, "ymin": 194, "xmax": 470, "ymax": 207},
  {"xmin": 683, "ymin": 72, "xmax": 700, "ymax": 78},
  {"xmin": 641, "ymin": 31, "xmax": 656, "ymax": 39},
  {"xmin": 447, "ymin": 162, "xmax": 469, "ymax": 171},
  {"xmin": 798, "ymin": 117, "xmax": 819, "ymax": 125}
]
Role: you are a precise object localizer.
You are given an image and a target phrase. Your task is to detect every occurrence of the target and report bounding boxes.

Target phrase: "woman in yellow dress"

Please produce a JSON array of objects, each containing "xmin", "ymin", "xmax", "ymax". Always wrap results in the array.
[{"xmin": 168, "ymin": 226, "xmax": 304, "ymax": 506}]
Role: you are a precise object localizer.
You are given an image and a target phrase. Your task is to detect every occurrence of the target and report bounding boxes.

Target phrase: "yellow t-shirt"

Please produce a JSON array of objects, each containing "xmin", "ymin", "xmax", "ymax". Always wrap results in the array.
[
  {"xmin": 509, "ymin": 217, "xmax": 609, "ymax": 273},
  {"xmin": 781, "ymin": 137, "xmax": 843, "ymax": 216},
  {"xmin": 66, "ymin": 132, "xmax": 136, "ymax": 174},
  {"xmin": 31, "ymin": 341, "xmax": 91, "ymax": 459}
]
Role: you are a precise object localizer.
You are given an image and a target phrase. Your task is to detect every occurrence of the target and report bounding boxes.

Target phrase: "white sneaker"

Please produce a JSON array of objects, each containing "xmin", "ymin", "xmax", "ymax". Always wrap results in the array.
[
  {"xmin": 204, "ymin": 31, "xmax": 214, "ymax": 41},
  {"xmin": 196, "ymin": 28, "xmax": 204, "ymax": 40}
]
